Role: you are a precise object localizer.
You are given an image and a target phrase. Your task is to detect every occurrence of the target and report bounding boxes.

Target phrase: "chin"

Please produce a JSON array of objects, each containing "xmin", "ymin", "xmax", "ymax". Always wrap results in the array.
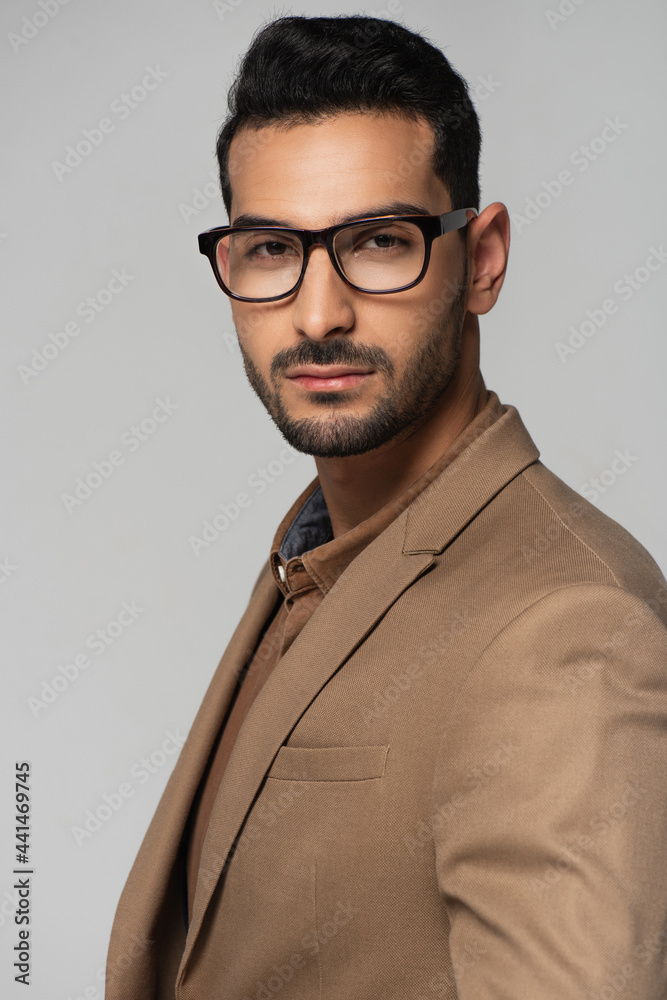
[{"xmin": 275, "ymin": 412, "xmax": 406, "ymax": 459}]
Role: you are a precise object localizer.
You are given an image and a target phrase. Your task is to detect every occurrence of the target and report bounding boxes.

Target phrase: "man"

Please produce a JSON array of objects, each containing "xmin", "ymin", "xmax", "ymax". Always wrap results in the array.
[{"xmin": 106, "ymin": 15, "xmax": 667, "ymax": 1000}]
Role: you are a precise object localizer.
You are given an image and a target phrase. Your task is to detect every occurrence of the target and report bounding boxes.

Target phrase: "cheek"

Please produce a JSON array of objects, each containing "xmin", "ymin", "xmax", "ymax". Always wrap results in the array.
[
  {"xmin": 363, "ymin": 271, "xmax": 460, "ymax": 363},
  {"xmin": 232, "ymin": 304, "xmax": 264, "ymax": 343},
  {"xmin": 415, "ymin": 251, "xmax": 466, "ymax": 325},
  {"xmin": 431, "ymin": 238, "xmax": 466, "ymax": 292},
  {"xmin": 232, "ymin": 306, "xmax": 279, "ymax": 369},
  {"xmin": 355, "ymin": 300, "xmax": 423, "ymax": 364}
]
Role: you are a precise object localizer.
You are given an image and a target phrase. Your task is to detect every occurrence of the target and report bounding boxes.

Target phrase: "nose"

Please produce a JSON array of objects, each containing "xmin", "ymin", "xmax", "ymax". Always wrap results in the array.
[{"xmin": 290, "ymin": 244, "xmax": 355, "ymax": 341}]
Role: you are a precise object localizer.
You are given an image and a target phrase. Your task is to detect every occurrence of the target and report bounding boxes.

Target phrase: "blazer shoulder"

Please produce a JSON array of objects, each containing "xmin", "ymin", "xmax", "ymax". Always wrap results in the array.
[{"xmin": 516, "ymin": 460, "xmax": 666, "ymax": 613}]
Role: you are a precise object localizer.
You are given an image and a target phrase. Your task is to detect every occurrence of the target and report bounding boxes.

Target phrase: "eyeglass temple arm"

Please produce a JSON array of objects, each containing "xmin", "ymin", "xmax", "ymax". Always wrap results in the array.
[{"xmin": 439, "ymin": 208, "xmax": 477, "ymax": 235}]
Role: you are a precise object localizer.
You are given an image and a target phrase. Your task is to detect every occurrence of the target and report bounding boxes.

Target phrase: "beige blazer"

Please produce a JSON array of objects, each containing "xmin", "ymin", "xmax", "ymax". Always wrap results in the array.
[{"xmin": 105, "ymin": 402, "xmax": 667, "ymax": 1000}]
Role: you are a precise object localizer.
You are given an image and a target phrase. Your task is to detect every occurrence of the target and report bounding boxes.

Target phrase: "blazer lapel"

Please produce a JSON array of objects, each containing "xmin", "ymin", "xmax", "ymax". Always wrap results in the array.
[
  {"xmin": 177, "ymin": 514, "xmax": 435, "ymax": 988},
  {"xmin": 106, "ymin": 566, "xmax": 280, "ymax": 998}
]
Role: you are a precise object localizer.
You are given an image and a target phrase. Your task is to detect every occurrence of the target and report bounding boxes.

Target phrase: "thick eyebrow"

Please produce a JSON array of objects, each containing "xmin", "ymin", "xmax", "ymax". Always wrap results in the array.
[{"xmin": 231, "ymin": 201, "xmax": 434, "ymax": 229}]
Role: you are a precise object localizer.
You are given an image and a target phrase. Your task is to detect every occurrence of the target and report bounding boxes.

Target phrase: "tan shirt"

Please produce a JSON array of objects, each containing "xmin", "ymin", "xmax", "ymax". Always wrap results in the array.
[{"xmin": 185, "ymin": 385, "xmax": 503, "ymax": 920}]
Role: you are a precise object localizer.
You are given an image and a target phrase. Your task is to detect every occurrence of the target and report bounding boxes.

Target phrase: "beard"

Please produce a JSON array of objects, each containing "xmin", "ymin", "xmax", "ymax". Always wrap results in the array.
[{"xmin": 235, "ymin": 262, "xmax": 468, "ymax": 459}]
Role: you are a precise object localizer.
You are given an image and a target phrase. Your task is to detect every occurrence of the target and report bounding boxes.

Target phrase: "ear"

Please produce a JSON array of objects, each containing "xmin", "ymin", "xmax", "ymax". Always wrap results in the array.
[{"xmin": 465, "ymin": 202, "xmax": 510, "ymax": 316}]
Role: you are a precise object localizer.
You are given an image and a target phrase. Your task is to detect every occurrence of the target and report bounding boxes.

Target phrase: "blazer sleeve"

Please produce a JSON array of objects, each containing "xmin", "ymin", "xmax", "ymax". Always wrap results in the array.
[{"xmin": 431, "ymin": 582, "xmax": 667, "ymax": 1000}]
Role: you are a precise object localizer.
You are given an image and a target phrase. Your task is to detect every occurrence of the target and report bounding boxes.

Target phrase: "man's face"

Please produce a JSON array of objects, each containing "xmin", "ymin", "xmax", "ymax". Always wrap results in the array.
[{"xmin": 227, "ymin": 111, "xmax": 469, "ymax": 458}]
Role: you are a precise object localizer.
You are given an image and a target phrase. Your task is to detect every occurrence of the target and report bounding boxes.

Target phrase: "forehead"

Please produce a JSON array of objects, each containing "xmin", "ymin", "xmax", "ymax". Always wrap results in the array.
[{"xmin": 227, "ymin": 111, "xmax": 449, "ymax": 227}]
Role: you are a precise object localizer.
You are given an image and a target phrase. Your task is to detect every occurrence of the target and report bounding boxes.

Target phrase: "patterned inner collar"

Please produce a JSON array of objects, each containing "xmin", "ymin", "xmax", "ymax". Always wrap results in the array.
[{"xmin": 279, "ymin": 484, "xmax": 333, "ymax": 561}]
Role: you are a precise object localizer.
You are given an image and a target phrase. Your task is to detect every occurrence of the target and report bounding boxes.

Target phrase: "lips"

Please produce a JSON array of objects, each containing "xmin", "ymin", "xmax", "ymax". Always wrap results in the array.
[
  {"xmin": 286, "ymin": 365, "xmax": 374, "ymax": 378},
  {"xmin": 286, "ymin": 366, "xmax": 375, "ymax": 392}
]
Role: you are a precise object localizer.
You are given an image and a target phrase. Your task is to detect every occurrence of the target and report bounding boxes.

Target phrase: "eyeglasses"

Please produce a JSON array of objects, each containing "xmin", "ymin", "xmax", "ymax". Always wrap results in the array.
[{"xmin": 198, "ymin": 208, "xmax": 477, "ymax": 303}]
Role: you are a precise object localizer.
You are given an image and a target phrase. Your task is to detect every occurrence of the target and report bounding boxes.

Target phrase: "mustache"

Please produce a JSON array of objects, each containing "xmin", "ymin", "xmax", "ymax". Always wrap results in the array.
[{"xmin": 271, "ymin": 339, "xmax": 393, "ymax": 377}]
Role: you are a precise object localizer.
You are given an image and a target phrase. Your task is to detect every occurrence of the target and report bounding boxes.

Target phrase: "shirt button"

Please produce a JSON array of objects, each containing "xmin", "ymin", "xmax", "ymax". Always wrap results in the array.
[{"xmin": 277, "ymin": 562, "xmax": 286, "ymax": 583}]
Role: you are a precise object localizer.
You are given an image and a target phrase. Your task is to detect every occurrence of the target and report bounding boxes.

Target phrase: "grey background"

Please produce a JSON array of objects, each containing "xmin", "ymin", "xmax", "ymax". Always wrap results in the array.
[{"xmin": 1, "ymin": 0, "xmax": 665, "ymax": 996}]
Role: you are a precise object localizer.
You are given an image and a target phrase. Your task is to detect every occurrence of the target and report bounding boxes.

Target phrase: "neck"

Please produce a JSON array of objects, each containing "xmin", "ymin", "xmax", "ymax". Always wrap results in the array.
[{"xmin": 314, "ymin": 323, "xmax": 487, "ymax": 538}]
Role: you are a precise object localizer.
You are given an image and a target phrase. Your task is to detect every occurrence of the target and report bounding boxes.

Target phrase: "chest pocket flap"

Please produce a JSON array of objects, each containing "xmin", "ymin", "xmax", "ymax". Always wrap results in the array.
[{"xmin": 268, "ymin": 744, "xmax": 390, "ymax": 782}]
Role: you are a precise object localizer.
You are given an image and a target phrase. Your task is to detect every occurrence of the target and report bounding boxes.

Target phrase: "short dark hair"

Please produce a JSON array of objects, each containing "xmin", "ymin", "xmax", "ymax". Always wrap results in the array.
[{"xmin": 215, "ymin": 15, "xmax": 481, "ymax": 232}]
